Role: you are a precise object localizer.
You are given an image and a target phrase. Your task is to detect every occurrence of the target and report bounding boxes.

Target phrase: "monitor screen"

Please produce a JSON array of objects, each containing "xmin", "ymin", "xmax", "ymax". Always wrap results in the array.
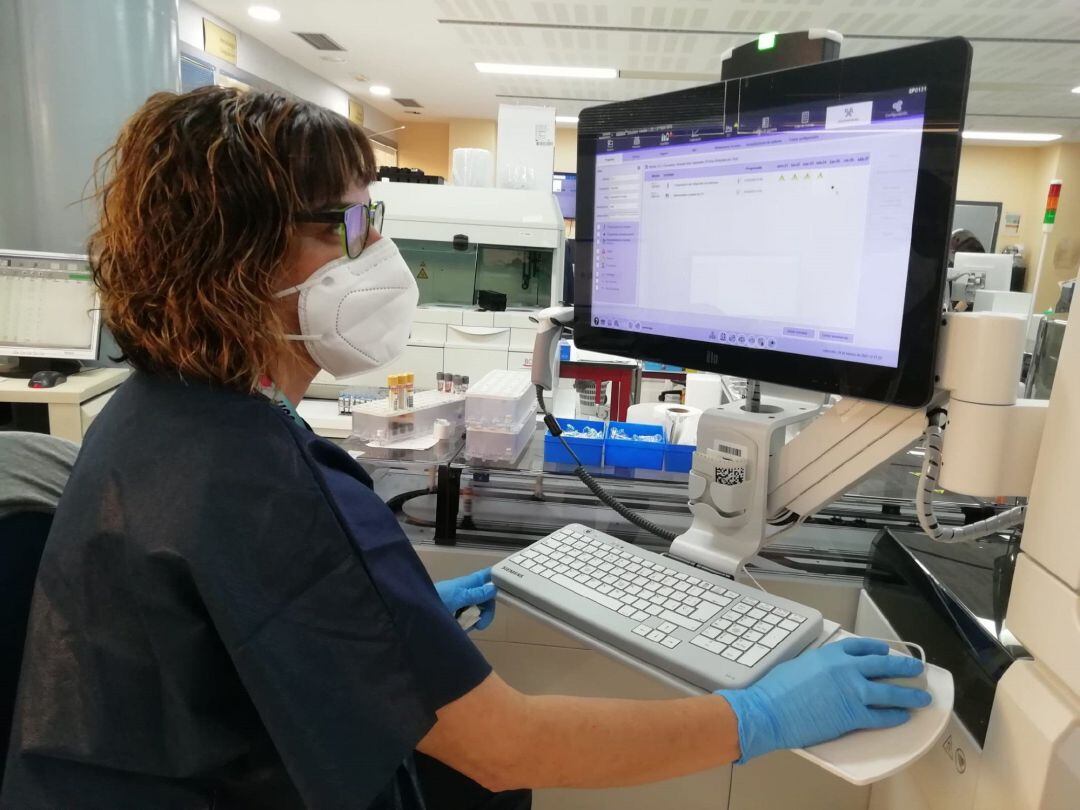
[
  {"xmin": 553, "ymin": 172, "xmax": 577, "ymax": 220},
  {"xmin": 574, "ymin": 39, "xmax": 972, "ymax": 406},
  {"xmin": 0, "ymin": 251, "xmax": 100, "ymax": 360}
]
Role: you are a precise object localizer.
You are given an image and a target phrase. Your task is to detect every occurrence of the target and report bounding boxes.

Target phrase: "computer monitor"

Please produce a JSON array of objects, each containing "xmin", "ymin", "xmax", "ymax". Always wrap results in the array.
[
  {"xmin": 573, "ymin": 38, "xmax": 972, "ymax": 407},
  {"xmin": 553, "ymin": 173, "xmax": 577, "ymax": 220},
  {"xmin": 0, "ymin": 249, "xmax": 100, "ymax": 375}
]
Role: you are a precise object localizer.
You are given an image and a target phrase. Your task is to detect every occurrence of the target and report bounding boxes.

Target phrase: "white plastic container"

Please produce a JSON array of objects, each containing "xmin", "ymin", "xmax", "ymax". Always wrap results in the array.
[
  {"xmin": 351, "ymin": 390, "xmax": 465, "ymax": 441},
  {"xmin": 465, "ymin": 370, "xmax": 534, "ymax": 430},
  {"xmin": 465, "ymin": 403, "xmax": 537, "ymax": 463}
]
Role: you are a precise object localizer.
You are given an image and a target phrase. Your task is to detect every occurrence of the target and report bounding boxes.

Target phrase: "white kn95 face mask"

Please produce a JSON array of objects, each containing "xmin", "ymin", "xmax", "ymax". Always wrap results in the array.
[{"xmin": 276, "ymin": 237, "xmax": 418, "ymax": 378}]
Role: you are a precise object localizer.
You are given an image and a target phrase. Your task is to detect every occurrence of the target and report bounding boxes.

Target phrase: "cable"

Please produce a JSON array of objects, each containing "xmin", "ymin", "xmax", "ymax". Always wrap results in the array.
[
  {"xmin": 385, "ymin": 488, "xmax": 432, "ymax": 513},
  {"xmin": 915, "ymin": 409, "xmax": 1026, "ymax": 544},
  {"xmin": 536, "ymin": 386, "xmax": 677, "ymax": 542}
]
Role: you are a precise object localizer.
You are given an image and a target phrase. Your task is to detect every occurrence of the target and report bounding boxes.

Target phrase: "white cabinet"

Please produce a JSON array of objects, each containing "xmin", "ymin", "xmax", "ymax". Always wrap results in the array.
[{"xmin": 444, "ymin": 346, "xmax": 509, "ymax": 382}]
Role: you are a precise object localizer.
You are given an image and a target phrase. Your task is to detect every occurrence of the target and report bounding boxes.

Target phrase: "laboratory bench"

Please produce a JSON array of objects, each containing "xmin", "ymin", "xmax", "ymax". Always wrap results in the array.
[{"xmin": 335, "ymin": 420, "xmax": 1020, "ymax": 809}]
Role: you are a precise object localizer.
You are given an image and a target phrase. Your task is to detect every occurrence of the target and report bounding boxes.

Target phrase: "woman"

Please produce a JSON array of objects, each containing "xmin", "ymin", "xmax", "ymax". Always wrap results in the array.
[{"xmin": 2, "ymin": 88, "xmax": 929, "ymax": 810}]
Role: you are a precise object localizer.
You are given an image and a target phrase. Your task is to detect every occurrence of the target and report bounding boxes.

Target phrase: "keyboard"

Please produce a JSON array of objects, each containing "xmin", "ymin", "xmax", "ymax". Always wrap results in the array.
[{"xmin": 492, "ymin": 523, "xmax": 823, "ymax": 690}]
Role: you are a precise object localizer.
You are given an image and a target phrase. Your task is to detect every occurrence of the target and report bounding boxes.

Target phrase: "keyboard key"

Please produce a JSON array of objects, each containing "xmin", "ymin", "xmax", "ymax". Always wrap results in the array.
[
  {"xmin": 687, "ymin": 576, "xmax": 702, "ymax": 586},
  {"xmin": 633, "ymin": 576, "xmax": 650, "ymax": 587},
  {"xmin": 691, "ymin": 635, "xmax": 713, "ymax": 651},
  {"xmin": 733, "ymin": 638, "xmax": 753, "ymax": 651},
  {"xmin": 689, "ymin": 603, "xmax": 720, "ymax": 623},
  {"xmin": 662, "ymin": 576, "xmax": 677, "ymax": 587},
  {"xmin": 552, "ymin": 574, "xmax": 622, "ymax": 611},
  {"xmin": 663, "ymin": 599, "xmax": 681, "ymax": 611},
  {"xmin": 701, "ymin": 591, "xmax": 728, "ymax": 606},
  {"xmin": 620, "ymin": 594, "xmax": 636, "ymax": 605},
  {"xmin": 625, "ymin": 585, "xmax": 641, "ymax": 596},
  {"xmin": 574, "ymin": 574, "xmax": 590, "ymax": 584},
  {"xmin": 688, "ymin": 586, "xmax": 704, "ymax": 597},
  {"xmin": 758, "ymin": 604, "xmax": 775, "ymax": 613},
  {"xmin": 743, "ymin": 598, "xmax": 757, "ymax": 606},
  {"xmin": 673, "ymin": 582, "xmax": 690, "ymax": 592},
  {"xmin": 610, "ymin": 590, "xmax": 626, "ymax": 600},
  {"xmin": 632, "ymin": 624, "xmax": 650, "ymax": 636},
  {"xmin": 733, "ymin": 603, "xmax": 751, "ymax": 614},
  {"xmin": 632, "ymin": 611, "xmax": 649, "ymax": 621},
  {"xmin": 747, "ymin": 609, "xmax": 766, "ymax": 621},
  {"xmin": 660, "ymin": 636, "xmax": 681, "ymax": 649},
  {"xmin": 780, "ymin": 619, "xmax": 799, "ymax": 631},
  {"xmin": 669, "ymin": 592, "xmax": 686, "ymax": 604},
  {"xmin": 644, "ymin": 582, "xmax": 661, "ymax": 592},
  {"xmin": 703, "ymin": 627, "xmax": 720, "ymax": 639},
  {"xmin": 791, "ymin": 614, "xmax": 806, "ymax": 623},
  {"xmin": 674, "ymin": 572, "xmax": 688, "ymax": 581},
  {"xmin": 763, "ymin": 614, "xmax": 782, "ymax": 626},
  {"xmin": 713, "ymin": 619, "xmax": 732, "ymax": 631},
  {"xmin": 729, "ymin": 625, "xmax": 745, "ymax": 637},
  {"xmin": 658, "ymin": 586, "xmax": 674, "ymax": 597},
  {"xmin": 753, "ymin": 621, "xmax": 773, "ymax": 634},
  {"xmin": 721, "ymin": 647, "xmax": 742, "ymax": 661},
  {"xmin": 724, "ymin": 590, "xmax": 740, "ymax": 599},
  {"xmin": 676, "ymin": 605, "xmax": 695, "ymax": 617},
  {"xmin": 618, "ymin": 605, "xmax": 637, "ymax": 617},
  {"xmin": 645, "ymin": 605, "xmax": 663, "ymax": 616},
  {"xmin": 738, "ymin": 645, "xmax": 770, "ymax": 667},
  {"xmin": 744, "ymin": 631, "xmax": 763, "ymax": 643},
  {"xmin": 724, "ymin": 610, "xmax": 741, "ymax": 621},
  {"xmin": 684, "ymin": 596, "xmax": 701, "ymax": 608},
  {"xmin": 737, "ymin": 616, "xmax": 755, "ymax": 628},
  {"xmin": 717, "ymin": 633, "xmax": 736, "ymax": 645},
  {"xmin": 659, "ymin": 611, "xmax": 701, "ymax": 631},
  {"xmin": 597, "ymin": 584, "xmax": 613, "ymax": 594},
  {"xmin": 760, "ymin": 627, "xmax": 790, "ymax": 648},
  {"xmin": 658, "ymin": 622, "xmax": 679, "ymax": 634},
  {"xmin": 521, "ymin": 561, "xmax": 536, "ymax": 570},
  {"xmin": 580, "ymin": 566, "xmax": 596, "ymax": 576},
  {"xmin": 647, "ymin": 630, "xmax": 666, "ymax": 642},
  {"xmin": 634, "ymin": 599, "xmax": 651, "ymax": 611}
]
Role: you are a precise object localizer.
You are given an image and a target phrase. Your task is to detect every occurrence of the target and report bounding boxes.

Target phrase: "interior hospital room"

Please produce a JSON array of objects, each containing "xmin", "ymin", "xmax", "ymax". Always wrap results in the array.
[{"xmin": 1, "ymin": 1, "xmax": 1079, "ymax": 808}]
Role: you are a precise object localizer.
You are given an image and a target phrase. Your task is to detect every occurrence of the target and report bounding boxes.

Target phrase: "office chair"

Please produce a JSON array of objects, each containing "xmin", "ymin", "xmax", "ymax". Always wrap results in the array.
[{"xmin": 0, "ymin": 511, "xmax": 53, "ymax": 787}]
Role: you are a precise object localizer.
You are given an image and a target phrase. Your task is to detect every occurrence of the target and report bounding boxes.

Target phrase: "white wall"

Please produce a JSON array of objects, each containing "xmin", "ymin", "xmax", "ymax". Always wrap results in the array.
[{"xmin": 178, "ymin": 1, "xmax": 398, "ymax": 143}]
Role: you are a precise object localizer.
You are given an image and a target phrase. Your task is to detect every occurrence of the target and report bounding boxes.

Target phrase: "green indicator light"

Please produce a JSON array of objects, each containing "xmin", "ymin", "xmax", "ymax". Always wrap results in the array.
[
  {"xmin": 758, "ymin": 31, "xmax": 777, "ymax": 51},
  {"xmin": 69, "ymin": 273, "xmax": 91, "ymax": 280}
]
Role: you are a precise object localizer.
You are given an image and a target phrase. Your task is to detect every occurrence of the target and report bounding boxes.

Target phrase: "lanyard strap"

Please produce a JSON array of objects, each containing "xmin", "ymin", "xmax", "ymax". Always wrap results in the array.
[{"xmin": 257, "ymin": 376, "xmax": 304, "ymax": 428}]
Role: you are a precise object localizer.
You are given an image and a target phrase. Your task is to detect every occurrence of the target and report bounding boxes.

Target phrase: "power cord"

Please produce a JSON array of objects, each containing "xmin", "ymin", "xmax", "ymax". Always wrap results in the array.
[
  {"xmin": 536, "ymin": 385, "xmax": 677, "ymax": 542},
  {"xmin": 915, "ymin": 409, "xmax": 1026, "ymax": 543}
]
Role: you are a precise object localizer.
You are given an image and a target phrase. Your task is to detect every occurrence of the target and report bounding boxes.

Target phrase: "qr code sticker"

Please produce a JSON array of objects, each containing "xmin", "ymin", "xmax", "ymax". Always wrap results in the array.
[{"xmin": 715, "ymin": 466, "xmax": 745, "ymax": 486}]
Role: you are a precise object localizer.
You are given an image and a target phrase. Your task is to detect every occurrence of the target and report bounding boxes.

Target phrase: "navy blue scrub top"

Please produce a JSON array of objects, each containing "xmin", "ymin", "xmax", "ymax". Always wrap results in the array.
[{"xmin": 2, "ymin": 372, "xmax": 491, "ymax": 810}]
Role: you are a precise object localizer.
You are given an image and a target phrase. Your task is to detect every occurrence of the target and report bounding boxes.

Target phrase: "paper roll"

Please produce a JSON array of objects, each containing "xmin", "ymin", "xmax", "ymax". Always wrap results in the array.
[{"xmin": 625, "ymin": 403, "xmax": 702, "ymax": 445}]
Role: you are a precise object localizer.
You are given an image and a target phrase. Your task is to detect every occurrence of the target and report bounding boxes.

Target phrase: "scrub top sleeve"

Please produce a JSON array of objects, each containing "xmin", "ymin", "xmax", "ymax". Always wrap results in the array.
[{"xmin": 304, "ymin": 437, "xmax": 494, "ymax": 713}]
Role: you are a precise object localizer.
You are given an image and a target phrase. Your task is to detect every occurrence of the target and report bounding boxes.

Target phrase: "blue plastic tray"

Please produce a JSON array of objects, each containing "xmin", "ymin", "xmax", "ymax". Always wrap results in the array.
[
  {"xmin": 664, "ymin": 444, "xmax": 695, "ymax": 473},
  {"xmin": 544, "ymin": 418, "xmax": 605, "ymax": 466},
  {"xmin": 605, "ymin": 422, "xmax": 666, "ymax": 470}
]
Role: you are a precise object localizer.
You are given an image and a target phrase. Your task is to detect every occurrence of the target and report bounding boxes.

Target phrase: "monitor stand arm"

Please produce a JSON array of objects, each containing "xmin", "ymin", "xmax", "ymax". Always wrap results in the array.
[{"xmin": 670, "ymin": 311, "xmax": 1038, "ymax": 577}]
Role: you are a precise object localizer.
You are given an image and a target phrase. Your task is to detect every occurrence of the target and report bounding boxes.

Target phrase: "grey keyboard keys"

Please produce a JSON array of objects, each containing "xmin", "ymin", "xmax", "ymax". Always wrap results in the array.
[
  {"xmin": 660, "ymin": 636, "xmax": 681, "ymax": 649},
  {"xmin": 721, "ymin": 647, "xmax": 742, "ymax": 661},
  {"xmin": 760, "ymin": 627, "xmax": 790, "ymax": 648},
  {"xmin": 659, "ymin": 610, "xmax": 700, "ymax": 631},
  {"xmin": 552, "ymin": 574, "xmax": 622, "ymax": 610},
  {"xmin": 733, "ymin": 638, "xmax": 753, "ymax": 651},
  {"xmin": 647, "ymin": 630, "xmax": 666, "ymax": 642},
  {"xmin": 632, "ymin": 624, "xmax": 650, "ymax": 636},
  {"xmin": 689, "ymin": 603, "xmax": 720, "ymax": 623},
  {"xmin": 658, "ymin": 622, "xmax": 679, "ymax": 634},
  {"xmin": 738, "ymin": 645, "xmax": 770, "ymax": 667},
  {"xmin": 618, "ymin": 605, "xmax": 636, "ymax": 617}
]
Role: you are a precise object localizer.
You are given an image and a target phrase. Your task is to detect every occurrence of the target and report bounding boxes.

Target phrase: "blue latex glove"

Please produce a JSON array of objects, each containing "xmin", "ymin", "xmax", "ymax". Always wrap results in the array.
[
  {"xmin": 718, "ymin": 637, "xmax": 932, "ymax": 762},
  {"xmin": 434, "ymin": 568, "xmax": 497, "ymax": 632}
]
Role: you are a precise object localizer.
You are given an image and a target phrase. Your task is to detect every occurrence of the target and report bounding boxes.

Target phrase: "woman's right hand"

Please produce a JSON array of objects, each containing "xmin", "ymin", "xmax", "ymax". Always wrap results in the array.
[{"xmin": 717, "ymin": 637, "xmax": 932, "ymax": 762}]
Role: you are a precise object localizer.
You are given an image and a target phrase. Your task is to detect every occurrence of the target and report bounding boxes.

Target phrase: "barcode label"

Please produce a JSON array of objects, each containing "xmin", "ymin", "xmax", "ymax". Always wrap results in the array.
[{"xmin": 718, "ymin": 443, "xmax": 743, "ymax": 458}]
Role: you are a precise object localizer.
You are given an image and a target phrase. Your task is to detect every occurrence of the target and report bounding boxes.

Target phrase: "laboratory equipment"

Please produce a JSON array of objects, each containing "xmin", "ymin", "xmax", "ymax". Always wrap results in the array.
[
  {"xmin": 0, "ymin": 250, "xmax": 100, "ymax": 377},
  {"xmin": 464, "ymin": 370, "xmax": 537, "ymax": 463},
  {"xmin": 552, "ymin": 172, "xmax": 577, "ymax": 220},
  {"xmin": 373, "ymin": 181, "xmax": 564, "ymax": 310},
  {"xmin": 350, "ymin": 389, "xmax": 464, "ymax": 443},
  {"xmin": 491, "ymin": 524, "xmax": 823, "ymax": 690},
  {"xmin": 574, "ymin": 41, "xmax": 970, "ymax": 408},
  {"xmin": 950, "ymin": 253, "xmax": 1015, "ymax": 304}
]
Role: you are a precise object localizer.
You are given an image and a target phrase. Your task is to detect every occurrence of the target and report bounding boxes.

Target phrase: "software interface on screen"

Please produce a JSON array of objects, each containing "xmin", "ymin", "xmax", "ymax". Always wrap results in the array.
[
  {"xmin": 0, "ymin": 260, "xmax": 98, "ymax": 354},
  {"xmin": 553, "ymin": 173, "xmax": 577, "ymax": 219},
  {"xmin": 591, "ymin": 87, "xmax": 927, "ymax": 368}
]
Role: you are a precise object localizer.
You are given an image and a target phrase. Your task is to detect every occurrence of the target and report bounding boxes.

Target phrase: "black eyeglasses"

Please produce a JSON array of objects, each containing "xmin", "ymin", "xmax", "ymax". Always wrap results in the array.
[{"xmin": 297, "ymin": 201, "xmax": 385, "ymax": 258}]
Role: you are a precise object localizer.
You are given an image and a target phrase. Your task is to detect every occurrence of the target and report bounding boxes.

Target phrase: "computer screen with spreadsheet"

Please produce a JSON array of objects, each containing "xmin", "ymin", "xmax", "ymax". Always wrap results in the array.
[
  {"xmin": 573, "ymin": 39, "xmax": 972, "ymax": 406},
  {"xmin": 0, "ymin": 251, "xmax": 100, "ymax": 360}
]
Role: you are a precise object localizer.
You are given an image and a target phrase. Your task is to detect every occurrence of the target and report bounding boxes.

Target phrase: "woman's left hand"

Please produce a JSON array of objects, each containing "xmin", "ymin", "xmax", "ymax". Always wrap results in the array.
[{"xmin": 434, "ymin": 568, "xmax": 497, "ymax": 631}]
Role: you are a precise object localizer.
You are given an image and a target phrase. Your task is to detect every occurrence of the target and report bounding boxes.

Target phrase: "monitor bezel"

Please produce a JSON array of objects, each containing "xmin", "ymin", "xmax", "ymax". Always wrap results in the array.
[
  {"xmin": 573, "ymin": 38, "xmax": 972, "ymax": 408},
  {"xmin": 0, "ymin": 249, "xmax": 101, "ymax": 361}
]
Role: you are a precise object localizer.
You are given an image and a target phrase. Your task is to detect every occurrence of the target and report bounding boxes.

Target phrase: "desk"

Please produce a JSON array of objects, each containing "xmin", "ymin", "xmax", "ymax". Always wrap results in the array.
[{"xmin": 0, "ymin": 367, "xmax": 129, "ymax": 442}]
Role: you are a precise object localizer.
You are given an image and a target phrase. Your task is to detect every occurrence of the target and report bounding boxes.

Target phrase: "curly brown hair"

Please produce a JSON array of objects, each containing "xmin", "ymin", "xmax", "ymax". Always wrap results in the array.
[{"xmin": 89, "ymin": 86, "xmax": 378, "ymax": 390}]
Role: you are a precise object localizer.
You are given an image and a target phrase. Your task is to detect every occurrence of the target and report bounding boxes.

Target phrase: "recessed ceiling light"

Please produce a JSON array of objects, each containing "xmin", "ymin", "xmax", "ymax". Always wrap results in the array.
[
  {"xmin": 555, "ymin": 115, "xmax": 579, "ymax": 124},
  {"xmin": 1072, "ymin": 85, "xmax": 1080, "ymax": 94},
  {"xmin": 475, "ymin": 62, "xmax": 618, "ymax": 79},
  {"xmin": 247, "ymin": 5, "xmax": 280, "ymax": 22},
  {"xmin": 370, "ymin": 85, "xmax": 392, "ymax": 97},
  {"xmin": 962, "ymin": 130, "xmax": 1062, "ymax": 142},
  {"xmin": 319, "ymin": 54, "xmax": 347, "ymax": 63}
]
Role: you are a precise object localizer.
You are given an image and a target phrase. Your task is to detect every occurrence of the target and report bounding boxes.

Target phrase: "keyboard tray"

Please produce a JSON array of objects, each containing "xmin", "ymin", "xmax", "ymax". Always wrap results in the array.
[{"xmin": 499, "ymin": 592, "xmax": 954, "ymax": 786}]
